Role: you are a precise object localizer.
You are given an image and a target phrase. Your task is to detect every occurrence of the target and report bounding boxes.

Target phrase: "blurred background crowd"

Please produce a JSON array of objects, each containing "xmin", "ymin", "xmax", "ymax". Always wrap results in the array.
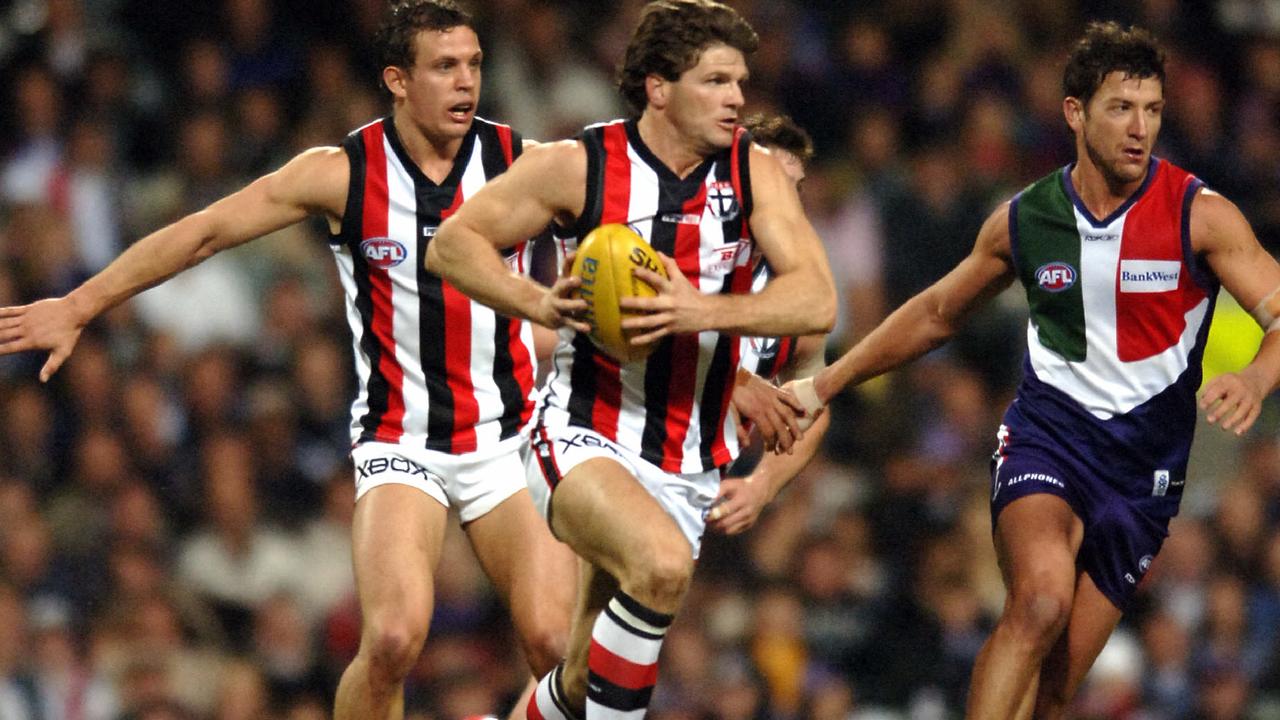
[{"xmin": 1, "ymin": 0, "xmax": 1279, "ymax": 718}]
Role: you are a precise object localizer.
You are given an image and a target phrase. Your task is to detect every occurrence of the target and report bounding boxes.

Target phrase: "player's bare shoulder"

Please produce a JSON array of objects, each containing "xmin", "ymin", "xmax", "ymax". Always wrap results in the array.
[
  {"xmin": 975, "ymin": 200, "xmax": 1014, "ymax": 261},
  {"xmin": 261, "ymin": 146, "xmax": 350, "ymax": 228},
  {"xmin": 506, "ymin": 138, "xmax": 589, "ymax": 225},
  {"xmin": 1189, "ymin": 186, "xmax": 1253, "ymax": 254}
]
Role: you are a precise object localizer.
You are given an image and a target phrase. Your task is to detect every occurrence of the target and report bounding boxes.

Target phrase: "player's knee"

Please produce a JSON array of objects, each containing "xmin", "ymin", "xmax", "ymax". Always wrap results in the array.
[
  {"xmin": 1005, "ymin": 584, "xmax": 1071, "ymax": 646},
  {"xmin": 521, "ymin": 621, "xmax": 569, "ymax": 678},
  {"xmin": 362, "ymin": 615, "xmax": 430, "ymax": 680},
  {"xmin": 629, "ymin": 541, "xmax": 693, "ymax": 608}
]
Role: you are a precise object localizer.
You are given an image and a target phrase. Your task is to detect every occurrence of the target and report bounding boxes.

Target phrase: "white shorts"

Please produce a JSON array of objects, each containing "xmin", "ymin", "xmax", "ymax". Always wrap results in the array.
[
  {"xmin": 351, "ymin": 436, "xmax": 528, "ymax": 523},
  {"xmin": 524, "ymin": 409, "xmax": 720, "ymax": 557}
]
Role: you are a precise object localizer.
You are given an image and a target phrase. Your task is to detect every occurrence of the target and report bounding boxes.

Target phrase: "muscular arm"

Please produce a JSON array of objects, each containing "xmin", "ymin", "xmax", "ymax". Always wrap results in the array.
[
  {"xmin": 622, "ymin": 147, "xmax": 837, "ymax": 342},
  {"xmin": 0, "ymin": 147, "xmax": 348, "ymax": 379},
  {"xmin": 426, "ymin": 140, "xmax": 588, "ymax": 329},
  {"xmin": 737, "ymin": 146, "xmax": 838, "ymax": 336},
  {"xmin": 1194, "ymin": 190, "xmax": 1280, "ymax": 433},
  {"xmin": 813, "ymin": 203, "xmax": 1017, "ymax": 403}
]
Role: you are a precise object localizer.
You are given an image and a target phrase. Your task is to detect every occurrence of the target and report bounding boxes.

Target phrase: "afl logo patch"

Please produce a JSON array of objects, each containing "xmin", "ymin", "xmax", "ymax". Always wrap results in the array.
[
  {"xmin": 1035, "ymin": 262, "xmax": 1076, "ymax": 292},
  {"xmin": 361, "ymin": 238, "xmax": 407, "ymax": 269}
]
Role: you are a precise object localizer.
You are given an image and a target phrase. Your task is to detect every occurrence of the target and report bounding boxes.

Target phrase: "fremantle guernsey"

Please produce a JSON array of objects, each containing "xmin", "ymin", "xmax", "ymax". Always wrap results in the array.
[
  {"xmin": 331, "ymin": 116, "xmax": 535, "ymax": 454},
  {"xmin": 1007, "ymin": 157, "xmax": 1217, "ymax": 477},
  {"xmin": 542, "ymin": 119, "xmax": 756, "ymax": 473}
]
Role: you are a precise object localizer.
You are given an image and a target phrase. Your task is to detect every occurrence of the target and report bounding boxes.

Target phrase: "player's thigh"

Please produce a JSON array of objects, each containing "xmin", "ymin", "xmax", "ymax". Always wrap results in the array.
[
  {"xmin": 466, "ymin": 490, "xmax": 576, "ymax": 633},
  {"xmin": 550, "ymin": 457, "xmax": 690, "ymax": 580},
  {"xmin": 993, "ymin": 493, "xmax": 1084, "ymax": 592},
  {"xmin": 351, "ymin": 482, "xmax": 449, "ymax": 624}
]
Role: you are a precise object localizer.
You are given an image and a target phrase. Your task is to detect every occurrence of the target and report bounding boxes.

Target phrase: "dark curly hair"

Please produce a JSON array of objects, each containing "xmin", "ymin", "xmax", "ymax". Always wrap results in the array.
[
  {"xmin": 375, "ymin": 0, "xmax": 475, "ymax": 71},
  {"xmin": 1063, "ymin": 21, "xmax": 1165, "ymax": 108},
  {"xmin": 617, "ymin": 0, "xmax": 759, "ymax": 115},
  {"xmin": 742, "ymin": 113, "xmax": 814, "ymax": 164}
]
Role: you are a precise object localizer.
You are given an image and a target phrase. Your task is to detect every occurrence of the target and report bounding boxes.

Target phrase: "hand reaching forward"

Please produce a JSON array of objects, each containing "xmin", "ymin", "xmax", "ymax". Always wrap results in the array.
[
  {"xmin": 1200, "ymin": 370, "xmax": 1266, "ymax": 436},
  {"xmin": 706, "ymin": 474, "xmax": 772, "ymax": 535},
  {"xmin": 731, "ymin": 368, "xmax": 805, "ymax": 454},
  {"xmin": 0, "ymin": 297, "xmax": 85, "ymax": 382},
  {"xmin": 619, "ymin": 252, "xmax": 707, "ymax": 345}
]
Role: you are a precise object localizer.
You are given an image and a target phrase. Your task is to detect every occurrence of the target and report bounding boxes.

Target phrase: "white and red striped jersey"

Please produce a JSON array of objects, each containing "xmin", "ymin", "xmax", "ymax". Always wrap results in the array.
[
  {"xmin": 331, "ymin": 116, "xmax": 535, "ymax": 454},
  {"xmin": 541, "ymin": 119, "xmax": 756, "ymax": 473}
]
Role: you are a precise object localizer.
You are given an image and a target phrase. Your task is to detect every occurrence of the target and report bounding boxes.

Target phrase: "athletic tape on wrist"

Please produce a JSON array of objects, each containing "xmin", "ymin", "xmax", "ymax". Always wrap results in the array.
[{"xmin": 1252, "ymin": 287, "xmax": 1280, "ymax": 334}]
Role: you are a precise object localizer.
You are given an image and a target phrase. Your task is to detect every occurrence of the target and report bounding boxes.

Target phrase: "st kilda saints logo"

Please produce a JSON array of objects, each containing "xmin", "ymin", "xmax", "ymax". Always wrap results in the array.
[{"xmin": 706, "ymin": 181, "xmax": 740, "ymax": 222}]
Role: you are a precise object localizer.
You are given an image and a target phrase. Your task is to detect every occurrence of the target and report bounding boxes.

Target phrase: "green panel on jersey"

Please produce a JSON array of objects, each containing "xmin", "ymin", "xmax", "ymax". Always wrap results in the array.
[{"xmin": 1014, "ymin": 173, "xmax": 1086, "ymax": 361}]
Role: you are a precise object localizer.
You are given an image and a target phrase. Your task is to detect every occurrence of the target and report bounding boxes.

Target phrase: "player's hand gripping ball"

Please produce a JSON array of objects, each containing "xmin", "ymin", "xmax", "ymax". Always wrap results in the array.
[{"xmin": 570, "ymin": 224, "xmax": 669, "ymax": 363}]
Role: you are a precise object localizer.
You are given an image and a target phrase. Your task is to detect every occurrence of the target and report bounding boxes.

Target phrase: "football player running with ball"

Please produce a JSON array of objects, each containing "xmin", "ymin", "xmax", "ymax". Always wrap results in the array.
[{"xmin": 427, "ymin": 2, "xmax": 835, "ymax": 717}]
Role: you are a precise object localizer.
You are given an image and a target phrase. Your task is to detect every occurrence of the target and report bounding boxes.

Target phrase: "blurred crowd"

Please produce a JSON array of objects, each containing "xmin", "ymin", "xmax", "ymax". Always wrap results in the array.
[{"xmin": 1, "ymin": 0, "xmax": 1280, "ymax": 718}]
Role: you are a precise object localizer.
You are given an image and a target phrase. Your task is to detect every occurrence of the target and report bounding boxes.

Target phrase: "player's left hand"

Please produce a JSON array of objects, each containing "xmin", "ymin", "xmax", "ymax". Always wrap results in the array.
[
  {"xmin": 1200, "ymin": 370, "xmax": 1266, "ymax": 435},
  {"xmin": 706, "ymin": 474, "xmax": 771, "ymax": 535},
  {"xmin": 731, "ymin": 368, "xmax": 804, "ymax": 454},
  {"xmin": 619, "ymin": 252, "xmax": 707, "ymax": 344}
]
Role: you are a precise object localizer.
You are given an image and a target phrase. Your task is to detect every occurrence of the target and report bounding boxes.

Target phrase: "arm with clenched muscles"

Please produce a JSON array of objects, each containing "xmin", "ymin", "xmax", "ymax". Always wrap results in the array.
[
  {"xmin": 812, "ymin": 202, "xmax": 1018, "ymax": 404},
  {"xmin": 426, "ymin": 140, "xmax": 589, "ymax": 332},
  {"xmin": 1194, "ymin": 190, "xmax": 1280, "ymax": 434},
  {"xmin": 0, "ymin": 147, "xmax": 350, "ymax": 380},
  {"xmin": 622, "ymin": 147, "xmax": 837, "ymax": 343}
]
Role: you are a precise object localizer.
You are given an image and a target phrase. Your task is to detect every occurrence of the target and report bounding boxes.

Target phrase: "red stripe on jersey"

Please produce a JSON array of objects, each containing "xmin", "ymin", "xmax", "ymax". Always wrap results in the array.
[
  {"xmin": 588, "ymin": 639, "xmax": 659, "ymax": 690},
  {"xmin": 526, "ymin": 696, "xmax": 546, "ymax": 720},
  {"xmin": 495, "ymin": 123, "xmax": 515, "ymax": 166},
  {"xmin": 730, "ymin": 127, "xmax": 749, "ymax": 239},
  {"xmin": 362, "ymin": 123, "xmax": 407, "ymax": 442},
  {"xmin": 1115, "ymin": 163, "xmax": 1206, "ymax": 362},
  {"xmin": 601, "ymin": 123, "xmax": 632, "ymax": 223},
  {"xmin": 440, "ymin": 188, "xmax": 480, "ymax": 452},
  {"xmin": 588, "ymin": 122, "xmax": 632, "ymax": 437},
  {"xmin": 660, "ymin": 184, "xmax": 709, "ymax": 471}
]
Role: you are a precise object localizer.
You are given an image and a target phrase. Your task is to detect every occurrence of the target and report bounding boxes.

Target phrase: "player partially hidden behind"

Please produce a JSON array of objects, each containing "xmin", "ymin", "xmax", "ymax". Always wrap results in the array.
[
  {"xmin": 709, "ymin": 112, "xmax": 831, "ymax": 536},
  {"xmin": 0, "ymin": 3, "xmax": 575, "ymax": 719},
  {"xmin": 425, "ymin": 2, "xmax": 837, "ymax": 718},
  {"xmin": 805, "ymin": 22, "xmax": 1280, "ymax": 719}
]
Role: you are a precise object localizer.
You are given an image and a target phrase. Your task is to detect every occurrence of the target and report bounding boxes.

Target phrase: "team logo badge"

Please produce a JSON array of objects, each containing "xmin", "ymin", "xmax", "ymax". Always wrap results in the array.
[
  {"xmin": 1035, "ymin": 262, "xmax": 1076, "ymax": 292},
  {"xmin": 706, "ymin": 181, "xmax": 740, "ymax": 221},
  {"xmin": 748, "ymin": 336, "xmax": 781, "ymax": 359},
  {"xmin": 361, "ymin": 237, "xmax": 407, "ymax": 269}
]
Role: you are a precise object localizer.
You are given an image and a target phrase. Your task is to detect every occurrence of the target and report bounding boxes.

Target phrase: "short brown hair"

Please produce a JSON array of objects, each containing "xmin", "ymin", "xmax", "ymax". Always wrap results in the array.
[
  {"xmin": 617, "ymin": 0, "xmax": 759, "ymax": 115},
  {"xmin": 742, "ymin": 113, "xmax": 814, "ymax": 164},
  {"xmin": 376, "ymin": 0, "xmax": 475, "ymax": 71},
  {"xmin": 1063, "ymin": 21, "xmax": 1165, "ymax": 107}
]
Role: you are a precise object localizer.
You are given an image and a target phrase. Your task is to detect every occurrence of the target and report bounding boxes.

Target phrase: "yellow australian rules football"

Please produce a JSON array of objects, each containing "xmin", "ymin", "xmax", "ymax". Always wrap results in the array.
[{"xmin": 570, "ymin": 224, "xmax": 669, "ymax": 363}]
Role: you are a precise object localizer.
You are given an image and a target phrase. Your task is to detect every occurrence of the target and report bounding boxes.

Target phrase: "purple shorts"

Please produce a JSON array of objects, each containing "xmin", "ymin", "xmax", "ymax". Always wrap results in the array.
[{"xmin": 989, "ymin": 401, "xmax": 1183, "ymax": 611}]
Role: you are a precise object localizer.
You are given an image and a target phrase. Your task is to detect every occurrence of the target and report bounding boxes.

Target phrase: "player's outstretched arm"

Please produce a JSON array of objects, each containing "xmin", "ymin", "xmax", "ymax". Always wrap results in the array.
[
  {"xmin": 427, "ymin": 140, "xmax": 588, "ymax": 332},
  {"xmin": 1195, "ymin": 190, "xmax": 1280, "ymax": 435},
  {"xmin": 621, "ymin": 147, "xmax": 836, "ymax": 342},
  {"xmin": 0, "ymin": 147, "xmax": 348, "ymax": 381},
  {"xmin": 812, "ymin": 202, "xmax": 1017, "ymax": 404},
  {"xmin": 711, "ymin": 335, "xmax": 830, "ymax": 535}
]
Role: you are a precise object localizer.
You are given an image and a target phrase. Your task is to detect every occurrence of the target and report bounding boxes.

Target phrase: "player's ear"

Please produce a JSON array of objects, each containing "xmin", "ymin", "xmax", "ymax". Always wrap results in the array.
[
  {"xmin": 646, "ymin": 74, "xmax": 668, "ymax": 110},
  {"xmin": 383, "ymin": 65, "xmax": 410, "ymax": 99},
  {"xmin": 1063, "ymin": 96, "xmax": 1084, "ymax": 132}
]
